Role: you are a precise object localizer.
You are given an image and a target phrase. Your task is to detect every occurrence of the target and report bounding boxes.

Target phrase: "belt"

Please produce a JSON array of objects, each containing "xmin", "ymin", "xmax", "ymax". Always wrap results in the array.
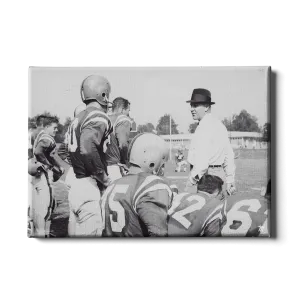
[{"xmin": 209, "ymin": 165, "xmax": 222, "ymax": 168}]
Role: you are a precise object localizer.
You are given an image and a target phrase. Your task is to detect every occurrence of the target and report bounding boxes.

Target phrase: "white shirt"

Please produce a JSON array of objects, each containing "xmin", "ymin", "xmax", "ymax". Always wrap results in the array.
[{"xmin": 187, "ymin": 113, "xmax": 235, "ymax": 184}]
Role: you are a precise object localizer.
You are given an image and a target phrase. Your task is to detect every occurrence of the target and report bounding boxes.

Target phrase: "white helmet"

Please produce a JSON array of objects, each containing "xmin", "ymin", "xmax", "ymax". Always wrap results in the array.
[
  {"xmin": 128, "ymin": 133, "xmax": 169, "ymax": 174},
  {"xmin": 80, "ymin": 75, "xmax": 111, "ymax": 106},
  {"xmin": 28, "ymin": 157, "xmax": 44, "ymax": 176}
]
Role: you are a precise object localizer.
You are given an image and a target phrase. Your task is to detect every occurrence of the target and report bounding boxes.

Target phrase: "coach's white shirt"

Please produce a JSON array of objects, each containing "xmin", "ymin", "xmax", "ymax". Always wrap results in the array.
[{"xmin": 187, "ymin": 113, "xmax": 235, "ymax": 184}]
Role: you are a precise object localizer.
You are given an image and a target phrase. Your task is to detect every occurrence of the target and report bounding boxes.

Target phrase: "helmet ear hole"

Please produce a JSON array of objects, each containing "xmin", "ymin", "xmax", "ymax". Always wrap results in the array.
[{"xmin": 149, "ymin": 163, "xmax": 155, "ymax": 168}]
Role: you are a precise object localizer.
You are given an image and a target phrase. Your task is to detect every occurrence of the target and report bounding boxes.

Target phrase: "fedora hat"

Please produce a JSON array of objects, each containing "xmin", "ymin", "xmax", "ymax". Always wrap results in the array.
[{"xmin": 186, "ymin": 88, "xmax": 215, "ymax": 105}]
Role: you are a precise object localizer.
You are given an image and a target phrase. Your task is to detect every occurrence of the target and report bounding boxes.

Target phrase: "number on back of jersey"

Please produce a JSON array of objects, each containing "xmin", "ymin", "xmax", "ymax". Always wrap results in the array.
[
  {"xmin": 221, "ymin": 198, "xmax": 270, "ymax": 237},
  {"xmin": 68, "ymin": 118, "xmax": 79, "ymax": 153}
]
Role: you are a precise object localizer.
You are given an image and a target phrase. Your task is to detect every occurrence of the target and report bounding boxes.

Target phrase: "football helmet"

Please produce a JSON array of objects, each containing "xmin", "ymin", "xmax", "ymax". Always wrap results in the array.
[
  {"xmin": 28, "ymin": 157, "xmax": 45, "ymax": 176},
  {"xmin": 80, "ymin": 75, "xmax": 111, "ymax": 106},
  {"xmin": 128, "ymin": 133, "xmax": 169, "ymax": 174}
]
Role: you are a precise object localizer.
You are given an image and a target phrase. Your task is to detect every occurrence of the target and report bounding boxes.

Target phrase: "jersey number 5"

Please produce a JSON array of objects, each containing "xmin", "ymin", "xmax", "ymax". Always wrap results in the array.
[{"xmin": 103, "ymin": 184, "xmax": 129, "ymax": 233}]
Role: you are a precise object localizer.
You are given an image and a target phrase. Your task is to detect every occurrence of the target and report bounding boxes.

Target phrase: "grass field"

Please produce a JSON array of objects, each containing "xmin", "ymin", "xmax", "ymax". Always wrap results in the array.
[{"xmin": 49, "ymin": 148, "xmax": 269, "ymax": 237}]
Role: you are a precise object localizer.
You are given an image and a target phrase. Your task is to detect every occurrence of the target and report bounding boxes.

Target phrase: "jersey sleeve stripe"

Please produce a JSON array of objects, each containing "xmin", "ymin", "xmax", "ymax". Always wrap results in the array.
[
  {"xmin": 113, "ymin": 119, "xmax": 131, "ymax": 132},
  {"xmin": 113, "ymin": 115, "xmax": 132, "ymax": 132},
  {"xmin": 34, "ymin": 132, "xmax": 55, "ymax": 150},
  {"xmin": 133, "ymin": 175, "xmax": 163, "ymax": 201},
  {"xmin": 100, "ymin": 184, "xmax": 115, "ymax": 224},
  {"xmin": 81, "ymin": 117, "xmax": 109, "ymax": 131},
  {"xmin": 200, "ymin": 203, "xmax": 224, "ymax": 235},
  {"xmin": 133, "ymin": 183, "xmax": 172, "ymax": 213},
  {"xmin": 80, "ymin": 110, "xmax": 110, "ymax": 131},
  {"xmin": 40, "ymin": 135, "xmax": 55, "ymax": 144}
]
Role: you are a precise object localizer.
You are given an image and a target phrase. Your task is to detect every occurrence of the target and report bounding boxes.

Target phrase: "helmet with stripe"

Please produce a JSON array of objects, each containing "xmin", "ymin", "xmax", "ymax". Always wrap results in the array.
[
  {"xmin": 80, "ymin": 75, "xmax": 111, "ymax": 106},
  {"xmin": 128, "ymin": 133, "xmax": 169, "ymax": 174}
]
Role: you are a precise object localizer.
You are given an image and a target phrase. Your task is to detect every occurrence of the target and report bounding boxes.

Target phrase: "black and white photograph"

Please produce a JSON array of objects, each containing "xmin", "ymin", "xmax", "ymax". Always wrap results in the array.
[{"xmin": 28, "ymin": 67, "xmax": 271, "ymax": 238}]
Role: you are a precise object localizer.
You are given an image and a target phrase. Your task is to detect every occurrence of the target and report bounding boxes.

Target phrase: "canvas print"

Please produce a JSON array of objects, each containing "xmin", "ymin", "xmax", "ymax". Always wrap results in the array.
[{"xmin": 28, "ymin": 67, "xmax": 271, "ymax": 238}]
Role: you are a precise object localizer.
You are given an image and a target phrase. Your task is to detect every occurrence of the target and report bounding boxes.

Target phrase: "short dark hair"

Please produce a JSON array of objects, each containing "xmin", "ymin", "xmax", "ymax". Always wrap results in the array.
[
  {"xmin": 42, "ymin": 116, "xmax": 59, "ymax": 127},
  {"xmin": 197, "ymin": 174, "xmax": 224, "ymax": 194},
  {"xmin": 36, "ymin": 115, "xmax": 48, "ymax": 127},
  {"xmin": 112, "ymin": 97, "xmax": 130, "ymax": 112}
]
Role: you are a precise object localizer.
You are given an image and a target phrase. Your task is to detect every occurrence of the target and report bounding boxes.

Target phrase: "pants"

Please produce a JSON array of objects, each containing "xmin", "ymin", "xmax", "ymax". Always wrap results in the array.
[
  {"xmin": 107, "ymin": 165, "xmax": 122, "ymax": 182},
  {"xmin": 68, "ymin": 176, "xmax": 103, "ymax": 237},
  {"xmin": 30, "ymin": 171, "xmax": 54, "ymax": 237}
]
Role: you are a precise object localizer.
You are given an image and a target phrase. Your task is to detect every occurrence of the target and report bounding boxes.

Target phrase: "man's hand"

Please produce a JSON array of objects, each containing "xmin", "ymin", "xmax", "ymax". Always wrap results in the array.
[
  {"xmin": 226, "ymin": 183, "xmax": 236, "ymax": 195},
  {"xmin": 92, "ymin": 172, "xmax": 112, "ymax": 188},
  {"xmin": 118, "ymin": 163, "xmax": 129, "ymax": 176}
]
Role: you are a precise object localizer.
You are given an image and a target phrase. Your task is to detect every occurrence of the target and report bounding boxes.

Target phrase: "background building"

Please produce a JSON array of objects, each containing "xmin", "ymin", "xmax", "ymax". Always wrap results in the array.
[{"xmin": 160, "ymin": 132, "xmax": 267, "ymax": 150}]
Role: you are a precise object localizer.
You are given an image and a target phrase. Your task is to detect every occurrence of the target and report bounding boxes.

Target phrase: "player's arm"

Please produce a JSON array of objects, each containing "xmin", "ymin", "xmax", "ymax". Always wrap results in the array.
[
  {"xmin": 136, "ymin": 188, "xmax": 172, "ymax": 237},
  {"xmin": 80, "ymin": 123, "xmax": 110, "ymax": 186},
  {"xmin": 57, "ymin": 142, "xmax": 69, "ymax": 162},
  {"xmin": 34, "ymin": 139, "xmax": 53, "ymax": 168},
  {"xmin": 47, "ymin": 143, "xmax": 65, "ymax": 168},
  {"xmin": 115, "ymin": 120, "xmax": 131, "ymax": 165}
]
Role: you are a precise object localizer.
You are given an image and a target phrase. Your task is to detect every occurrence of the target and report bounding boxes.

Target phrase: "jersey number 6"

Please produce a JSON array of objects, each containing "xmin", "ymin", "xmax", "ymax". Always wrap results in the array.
[{"xmin": 221, "ymin": 199, "xmax": 261, "ymax": 236}]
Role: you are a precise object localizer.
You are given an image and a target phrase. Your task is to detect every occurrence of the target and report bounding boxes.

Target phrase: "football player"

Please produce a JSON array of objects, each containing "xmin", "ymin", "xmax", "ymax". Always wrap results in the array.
[
  {"xmin": 101, "ymin": 133, "xmax": 172, "ymax": 237},
  {"xmin": 175, "ymin": 147, "xmax": 186, "ymax": 172},
  {"xmin": 106, "ymin": 97, "xmax": 133, "ymax": 181},
  {"xmin": 28, "ymin": 114, "xmax": 47, "ymax": 159},
  {"xmin": 221, "ymin": 188, "xmax": 270, "ymax": 237},
  {"xmin": 67, "ymin": 75, "xmax": 113, "ymax": 237},
  {"xmin": 28, "ymin": 116, "xmax": 64, "ymax": 237},
  {"xmin": 168, "ymin": 174, "xmax": 226, "ymax": 237},
  {"xmin": 57, "ymin": 103, "xmax": 86, "ymax": 186}
]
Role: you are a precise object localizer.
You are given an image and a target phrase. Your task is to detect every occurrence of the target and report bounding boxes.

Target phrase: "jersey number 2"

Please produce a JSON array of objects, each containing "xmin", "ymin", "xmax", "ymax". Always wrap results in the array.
[{"xmin": 169, "ymin": 194, "xmax": 206, "ymax": 229}]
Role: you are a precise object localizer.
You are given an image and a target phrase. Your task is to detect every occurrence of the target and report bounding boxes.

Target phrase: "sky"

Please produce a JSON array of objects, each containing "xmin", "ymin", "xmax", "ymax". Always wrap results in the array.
[{"xmin": 29, "ymin": 67, "xmax": 270, "ymax": 133}]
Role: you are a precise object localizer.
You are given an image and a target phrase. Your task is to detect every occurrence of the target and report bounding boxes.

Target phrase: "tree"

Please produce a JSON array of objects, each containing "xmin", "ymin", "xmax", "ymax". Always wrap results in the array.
[
  {"xmin": 222, "ymin": 117, "xmax": 235, "ymax": 131},
  {"xmin": 188, "ymin": 122, "xmax": 198, "ymax": 133},
  {"xmin": 156, "ymin": 114, "xmax": 179, "ymax": 135},
  {"xmin": 262, "ymin": 122, "xmax": 271, "ymax": 142},
  {"xmin": 223, "ymin": 110, "xmax": 260, "ymax": 132},
  {"xmin": 137, "ymin": 122, "xmax": 155, "ymax": 133}
]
